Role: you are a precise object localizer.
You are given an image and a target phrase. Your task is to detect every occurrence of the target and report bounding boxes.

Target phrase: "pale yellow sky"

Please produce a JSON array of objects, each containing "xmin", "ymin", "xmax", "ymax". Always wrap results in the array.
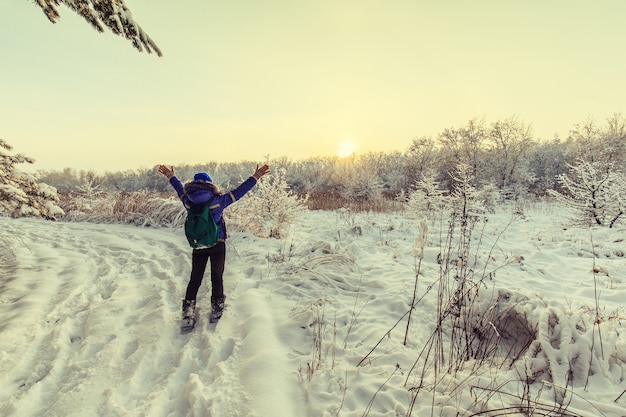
[{"xmin": 1, "ymin": 0, "xmax": 625, "ymax": 172}]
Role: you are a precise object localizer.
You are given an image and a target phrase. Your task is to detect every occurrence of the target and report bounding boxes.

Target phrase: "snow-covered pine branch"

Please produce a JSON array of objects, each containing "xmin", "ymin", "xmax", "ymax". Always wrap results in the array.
[
  {"xmin": 0, "ymin": 138, "xmax": 64, "ymax": 220},
  {"xmin": 32, "ymin": 0, "xmax": 162, "ymax": 56}
]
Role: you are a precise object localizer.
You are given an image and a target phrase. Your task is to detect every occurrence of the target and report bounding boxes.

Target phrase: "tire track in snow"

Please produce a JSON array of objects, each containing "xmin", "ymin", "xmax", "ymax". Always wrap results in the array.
[{"xmin": 0, "ymin": 219, "xmax": 191, "ymax": 416}]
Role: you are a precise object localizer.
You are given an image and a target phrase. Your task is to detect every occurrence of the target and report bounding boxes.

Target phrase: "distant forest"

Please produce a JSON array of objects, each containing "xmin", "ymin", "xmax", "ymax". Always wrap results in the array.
[{"xmin": 38, "ymin": 115, "xmax": 626, "ymax": 200}]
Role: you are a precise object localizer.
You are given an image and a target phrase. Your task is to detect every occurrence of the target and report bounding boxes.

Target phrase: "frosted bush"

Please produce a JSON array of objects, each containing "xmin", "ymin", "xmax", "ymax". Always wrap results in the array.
[{"xmin": 226, "ymin": 168, "xmax": 308, "ymax": 238}]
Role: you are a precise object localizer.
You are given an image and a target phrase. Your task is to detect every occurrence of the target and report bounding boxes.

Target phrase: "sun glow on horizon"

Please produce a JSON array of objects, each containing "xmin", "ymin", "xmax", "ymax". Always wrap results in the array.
[{"xmin": 337, "ymin": 139, "xmax": 357, "ymax": 158}]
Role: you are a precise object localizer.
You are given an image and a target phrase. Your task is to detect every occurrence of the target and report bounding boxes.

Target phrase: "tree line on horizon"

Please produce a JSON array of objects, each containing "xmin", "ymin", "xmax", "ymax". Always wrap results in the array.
[
  {"xmin": 36, "ymin": 114, "xmax": 626, "ymax": 200},
  {"xmin": 3, "ymin": 113, "xmax": 625, "ymax": 228}
]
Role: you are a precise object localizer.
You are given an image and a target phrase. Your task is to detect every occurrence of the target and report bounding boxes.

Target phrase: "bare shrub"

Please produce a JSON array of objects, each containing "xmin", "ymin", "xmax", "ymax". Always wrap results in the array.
[
  {"xmin": 361, "ymin": 163, "xmax": 556, "ymax": 416},
  {"xmin": 60, "ymin": 190, "xmax": 185, "ymax": 227}
]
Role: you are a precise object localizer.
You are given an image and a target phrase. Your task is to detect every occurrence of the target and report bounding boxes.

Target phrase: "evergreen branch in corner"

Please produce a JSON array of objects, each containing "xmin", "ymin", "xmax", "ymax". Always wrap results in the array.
[{"xmin": 32, "ymin": 0, "xmax": 162, "ymax": 56}]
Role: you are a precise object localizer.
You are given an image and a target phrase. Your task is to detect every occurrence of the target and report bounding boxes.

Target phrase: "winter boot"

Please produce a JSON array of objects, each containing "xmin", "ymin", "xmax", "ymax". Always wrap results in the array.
[
  {"xmin": 181, "ymin": 299, "xmax": 196, "ymax": 331},
  {"xmin": 210, "ymin": 296, "xmax": 226, "ymax": 323}
]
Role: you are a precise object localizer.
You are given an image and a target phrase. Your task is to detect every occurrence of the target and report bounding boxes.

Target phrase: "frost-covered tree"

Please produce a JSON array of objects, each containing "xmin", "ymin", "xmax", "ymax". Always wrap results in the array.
[
  {"xmin": 405, "ymin": 136, "xmax": 438, "ymax": 187},
  {"xmin": 527, "ymin": 136, "xmax": 569, "ymax": 192},
  {"xmin": 0, "ymin": 139, "xmax": 64, "ymax": 220},
  {"xmin": 486, "ymin": 116, "xmax": 535, "ymax": 193},
  {"xmin": 283, "ymin": 156, "xmax": 338, "ymax": 194},
  {"xmin": 602, "ymin": 113, "xmax": 626, "ymax": 164},
  {"xmin": 358, "ymin": 151, "xmax": 407, "ymax": 193},
  {"xmin": 437, "ymin": 118, "xmax": 489, "ymax": 187},
  {"xmin": 32, "ymin": 0, "xmax": 161, "ymax": 56},
  {"xmin": 548, "ymin": 159, "xmax": 625, "ymax": 228},
  {"xmin": 566, "ymin": 114, "xmax": 626, "ymax": 166},
  {"xmin": 566, "ymin": 117, "xmax": 603, "ymax": 164}
]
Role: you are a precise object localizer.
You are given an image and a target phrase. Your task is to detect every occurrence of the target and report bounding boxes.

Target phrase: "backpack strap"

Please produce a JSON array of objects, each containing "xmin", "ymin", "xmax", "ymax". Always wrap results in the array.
[{"xmin": 187, "ymin": 197, "xmax": 222, "ymax": 227}]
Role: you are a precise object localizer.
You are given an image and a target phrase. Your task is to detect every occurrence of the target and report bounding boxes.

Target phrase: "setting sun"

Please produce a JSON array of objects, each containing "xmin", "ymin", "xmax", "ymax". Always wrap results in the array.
[{"xmin": 337, "ymin": 140, "xmax": 357, "ymax": 158}]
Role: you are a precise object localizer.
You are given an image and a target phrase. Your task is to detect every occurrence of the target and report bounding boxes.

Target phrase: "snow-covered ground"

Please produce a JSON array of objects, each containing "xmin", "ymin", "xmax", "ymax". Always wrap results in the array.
[{"xmin": 1, "ymin": 203, "xmax": 625, "ymax": 417}]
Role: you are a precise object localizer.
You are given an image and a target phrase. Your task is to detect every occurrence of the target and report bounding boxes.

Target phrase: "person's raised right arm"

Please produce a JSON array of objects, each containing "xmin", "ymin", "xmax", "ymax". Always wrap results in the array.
[{"xmin": 158, "ymin": 164, "xmax": 184, "ymax": 198}]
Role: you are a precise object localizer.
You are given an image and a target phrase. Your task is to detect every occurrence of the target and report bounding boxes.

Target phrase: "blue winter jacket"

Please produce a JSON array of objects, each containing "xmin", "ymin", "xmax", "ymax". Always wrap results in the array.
[{"xmin": 169, "ymin": 175, "xmax": 258, "ymax": 241}]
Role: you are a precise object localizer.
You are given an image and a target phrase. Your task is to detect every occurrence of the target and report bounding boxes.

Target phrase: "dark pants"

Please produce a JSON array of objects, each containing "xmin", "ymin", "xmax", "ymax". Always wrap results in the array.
[{"xmin": 185, "ymin": 242, "xmax": 226, "ymax": 301}]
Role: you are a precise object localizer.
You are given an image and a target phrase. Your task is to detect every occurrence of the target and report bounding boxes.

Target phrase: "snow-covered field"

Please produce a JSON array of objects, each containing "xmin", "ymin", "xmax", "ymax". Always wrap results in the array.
[{"xmin": 1, "ymin": 203, "xmax": 625, "ymax": 417}]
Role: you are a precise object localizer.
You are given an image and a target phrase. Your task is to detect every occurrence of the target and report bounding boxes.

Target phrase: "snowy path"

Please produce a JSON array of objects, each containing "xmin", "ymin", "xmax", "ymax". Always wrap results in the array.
[{"xmin": 0, "ymin": 218, "xmax": 303, "ymax": 417}]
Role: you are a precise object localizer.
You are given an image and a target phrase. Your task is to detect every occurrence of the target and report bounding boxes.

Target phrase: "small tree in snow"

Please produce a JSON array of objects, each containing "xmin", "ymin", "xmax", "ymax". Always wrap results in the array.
[
  {"xmin": 0, "ymin": 139, "xmax": 64, "ymax": 220},
  {"xmin": 448, "ymin": 163, "xmax": 487, "ymax": 222},
  {"xmin": 548, "ymin": 159, "xmax": 625, "ymax": 228},
  {"xmin": 406, "ymin": 173, "xmax": 447, "ymax": 217},
  {"xmin": 227, "ymin": 168, "xmax": 308, "ymax": 238}
]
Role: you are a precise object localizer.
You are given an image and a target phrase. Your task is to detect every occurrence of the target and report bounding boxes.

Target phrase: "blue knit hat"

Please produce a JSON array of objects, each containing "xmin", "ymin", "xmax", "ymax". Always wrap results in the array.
[{"xmin": 193, "ymin": 172, "xmax": 213, "ymax": 182}]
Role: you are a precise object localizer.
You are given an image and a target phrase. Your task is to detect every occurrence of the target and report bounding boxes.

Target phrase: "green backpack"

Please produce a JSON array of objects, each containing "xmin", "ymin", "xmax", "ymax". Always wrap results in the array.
[{"xmin": 184, "ymin": 199, "xmax": 220, "ymax": 248}]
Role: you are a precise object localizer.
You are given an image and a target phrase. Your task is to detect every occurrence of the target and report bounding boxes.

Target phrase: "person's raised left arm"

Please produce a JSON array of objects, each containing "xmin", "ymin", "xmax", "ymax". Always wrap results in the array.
[
  {"xmin": 252, "ymin": 164, "xmax": 270, "ymax": 180},
  {"xmin": 158, "ymin": 164, "xmax": 175, "ymax": 179}
]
